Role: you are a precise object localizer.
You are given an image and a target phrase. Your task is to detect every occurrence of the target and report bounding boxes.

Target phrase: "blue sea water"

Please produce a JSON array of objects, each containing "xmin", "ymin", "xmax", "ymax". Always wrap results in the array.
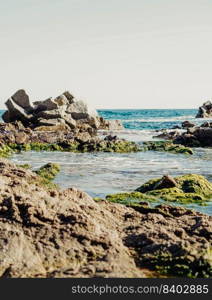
[
  {"xmin": 98, "ymin": 108, "xmax": 208, "ymax": 131},
  {"xmin": 1, "ymin": 108, "xmax": 212, "ymax": 215}
]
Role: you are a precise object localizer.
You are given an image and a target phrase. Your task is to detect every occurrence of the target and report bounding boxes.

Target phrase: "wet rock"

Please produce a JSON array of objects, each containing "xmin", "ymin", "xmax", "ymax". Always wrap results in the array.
[
  {"xmin": 142, "ymin": 141, "xmax": 193, "ymax": 155},
  {"xmin": 136, "ymin": 174, "xmax": 212, "ymax": 204},
  {"xmin": 196, "ymin": 100, "xmax": 212, "ymax": 118},
  {"xmin": 174, "ymin": 128, "xmax": 212, "ymax": 147},
  {"xmin": 182, "ymin": 121, "xmax": 195, "ymax": 128},
  {"xmin": 201, "ymin": 121, "xmax": 212, "ymax": 128},
  {"xmin": 153, "ymin": 175, "xmax": 178, "ymax": 189}
]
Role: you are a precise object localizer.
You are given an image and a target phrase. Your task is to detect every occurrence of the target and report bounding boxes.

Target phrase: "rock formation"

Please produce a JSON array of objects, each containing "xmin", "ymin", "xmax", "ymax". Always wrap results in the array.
[
  {"xmin": 2, "ymin": 89, "xmax": 123, "ymax": 131},
  {"xmin": 196, "ymin": 100, "xmax": 212, "ymax": 118},
  {"xmin": 0, "ymin": 158, "xmax": 211, "ymax": 278},
  {"xmin": 173, "ymin": 127, "xmax": 212, "ymax": 147}
]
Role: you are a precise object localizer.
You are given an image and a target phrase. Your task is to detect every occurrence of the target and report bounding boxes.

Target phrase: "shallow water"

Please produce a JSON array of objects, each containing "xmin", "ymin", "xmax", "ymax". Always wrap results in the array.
[
  {"xmin": 11, "ymin": 146, "xmax": 212, "ymax": 215},
  {"xmin": 1, "ymin": 108, "xmax": 212, "ymax": 215}
]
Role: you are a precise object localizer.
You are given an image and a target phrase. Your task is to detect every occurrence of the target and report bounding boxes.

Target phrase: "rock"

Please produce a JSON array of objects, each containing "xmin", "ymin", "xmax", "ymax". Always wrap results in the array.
[
  {"xmin": 136, "ymin": 174, "xmax": 212, "ymax": 203},
  {"xmin": 3, "ymin": 98, "xmax": 32, "ymax": 125},
  {"xmin": 36, "ymin": 118, "xmax": 65, "ymax": 126},
  {"xmin": 142, "ymin": 141, "xmax": 193, "ymax": 155},
  {"xmin": 11, "ymin": 89, "xmax": 34, "ymax": 111},
  {"xmin": 66, "ymin": 100, "xmax": 98, "ymax": 119},
  {"xmin": 63, "ymin": 91, "xmax": 74, "ymax": 104},
  {"xmin": 153, "ymin": 175, "xmax": 178, "ymax": 189},
  {"xmin": 174, "ymin": 128, "xmax": 212, "ymax": 147},
  {"xmin": 196, "ymin": 100, "xmax": 212, "ymax": 118},
  {"xmin": 98, "ymin": 118, "xmax": 123, "ymax": 130},
  {"xmin": 182, "ymin": 121, "xmax": 195, "ymax": 128},
  {"xmin": 0, "ymin": 158, "xmax": 144, "ymax": 278},
  {"xmin": 3, "ymin": 89, "xmax": 123, "ymax": 132},
  {"xmin": 14, "ymin": 132, "xmax": 29, "ymax": 144},
  {"xmin": 172, "ymin": 125, "xmax": 181, "ymax": 129},
  {"xmin": 35, "ymin": 162, "xmax": 60, "ymax": 186},
  {"xmin": 33, "ymin": 98, "xmax": 61, "ymax": 112},
  {"xmin": 200, "ymin": 121, "xmax": 212, "ymax": 128},
  {"xmin": 34, "ymin": 123, "xmax": 70, "ymax": 132}
]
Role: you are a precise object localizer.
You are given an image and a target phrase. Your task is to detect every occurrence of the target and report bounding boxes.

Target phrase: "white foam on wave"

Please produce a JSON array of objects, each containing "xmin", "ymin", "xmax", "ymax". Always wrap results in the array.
[{"xmin": 121, "ymin": 115, "xmax": 212, "ymax": 123}]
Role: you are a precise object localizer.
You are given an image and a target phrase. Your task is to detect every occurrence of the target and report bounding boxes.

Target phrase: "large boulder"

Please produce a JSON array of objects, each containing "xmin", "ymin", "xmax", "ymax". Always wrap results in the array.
[
  {"xmin": 66, "ymin": 100, "xmax": 98, "ymax": 119},
  {"xmin": 174, "ymin": 128, "xmax": 212, "ymax": 147},
  {"xmin": 196, "ymin": 100, "xmax": 212, "ymax": 118},
  {"xmin": 11, "ymin": 89, "xmax": 34, "ymax": 111},
  {"xmin": 2, "ymin": 98, "xmax": 32, "ymax": 125}
]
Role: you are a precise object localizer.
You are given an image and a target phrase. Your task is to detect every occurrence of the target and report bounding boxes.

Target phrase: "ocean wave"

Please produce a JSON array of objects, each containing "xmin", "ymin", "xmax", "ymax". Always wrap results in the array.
[{"xmin": 121, "ymin": 115, "xmax": 212, "ymax": 123}]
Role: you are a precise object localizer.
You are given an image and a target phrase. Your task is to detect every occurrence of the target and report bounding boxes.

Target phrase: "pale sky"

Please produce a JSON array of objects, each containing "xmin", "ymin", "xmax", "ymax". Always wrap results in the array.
[{"xmin": 0, "ymin": 0, "xmax": 212, "ymax": 109}]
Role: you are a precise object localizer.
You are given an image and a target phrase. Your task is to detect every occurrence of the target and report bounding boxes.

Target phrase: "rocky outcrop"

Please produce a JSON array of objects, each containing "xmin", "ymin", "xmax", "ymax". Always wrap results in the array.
[
  {"xmin": 174, "ymin": 127, "xmax": 212, "ymax": 147},
  {"xmin": 2, "ymin": 89, "xmax": 123, "ymax": 131},
  {"xmin": 0, "ymin": 124, "xmax": 141, "ymax": 155},
  {"xmin": 0, "ymin": 159, "xmax": 211, "ymax": 278},
  {"xmin": 142, "ymin": 141, "xmax": 193, "ymax": 155},
  {"xmin": 105, "ymin": 174, "xmax": 212, "ymax": 205},
  {"xmin": 196, "ymin": 100, "xmax": 212, "ymax": 118}
]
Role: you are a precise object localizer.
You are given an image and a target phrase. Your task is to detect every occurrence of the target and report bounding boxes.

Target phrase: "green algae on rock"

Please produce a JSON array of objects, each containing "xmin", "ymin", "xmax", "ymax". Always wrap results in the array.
[
  {"xmin": 140, "ymin": 246, "xmax": 212, "ymax": 278},
  {"xmin": 136, "ymin": 174, "xmax": 212, "ymax": 204},
  {"xmin": 105, "ymin": 192, "xmax": 157, "ymax": 206},
  {"xmin": 5, "ymin": 139, "xmax": 141, "ymax": 154},
  {"xmin": 35, "ymin": 163, "xmax": 61, "ymax": 189},
  {"xmin": 35, "ymin": 163, "xmax": 61, "ymax": 181},
  {"xmin": 0, "ymin": 144, "xmax": 14, "ymax": 158},
  {"xmin": 142, "ymin": 141, "xmax": 193, "ymax": 155}
]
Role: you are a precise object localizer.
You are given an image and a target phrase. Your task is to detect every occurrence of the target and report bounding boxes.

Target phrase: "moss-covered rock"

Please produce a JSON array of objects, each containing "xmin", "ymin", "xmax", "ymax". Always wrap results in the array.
[
  {"xmin": 35, "ymin": 163, "xmax": 61, "ymax": 189},
  {"xmin": 5, "ymin": 140, "xmax": 141, "ymax": 154},
  {"xmin": 141, "ymin": 247, "xmax": 212, "ymax": 278},
  {"xmin": 136, "ymin": 174, "xmax": 212, "ymax": 204},
  {"xmin": 35, "ymin": 163, "xmax": 60, "ymax": 181},
  {"xmin": 104, "ymin": 174, "xmax": 212, "ymax": 206},
  {"xmin": 0, "ymin": 144, "xmax": 14, "ymax": 158},
  {"xmin": 142, "ymin": 141, "xmax": 193, "ymax": 155},
  {"xmin": 105, "ymin": 192, "xmax": 157, "ymax": 206}
]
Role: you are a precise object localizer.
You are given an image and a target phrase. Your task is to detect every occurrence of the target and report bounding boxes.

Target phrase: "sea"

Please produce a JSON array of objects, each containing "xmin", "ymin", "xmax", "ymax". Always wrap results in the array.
[{"xmin": 1, "ymin": 108, "xmax": 212, "ymax": 215}]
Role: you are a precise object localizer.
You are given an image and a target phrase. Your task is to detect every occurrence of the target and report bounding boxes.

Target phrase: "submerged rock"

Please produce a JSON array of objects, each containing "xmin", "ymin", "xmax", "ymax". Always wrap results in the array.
[
  {"xmin": 0, "ymin": 159, "xmax": 211, "ymax": 278},
  {"xmin": 182, "ymin": 121, "xmax": 195, "ymax": 128},
  {"xmin": 142, "ymin": 141, "xmax": 193, "ymax": 155}
]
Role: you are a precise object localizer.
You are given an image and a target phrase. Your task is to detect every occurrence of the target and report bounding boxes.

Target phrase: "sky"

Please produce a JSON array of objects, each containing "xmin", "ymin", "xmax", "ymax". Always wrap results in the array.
[{"xmin": 0, "ymin": 0, "xmax": 212, "ymax": 109}]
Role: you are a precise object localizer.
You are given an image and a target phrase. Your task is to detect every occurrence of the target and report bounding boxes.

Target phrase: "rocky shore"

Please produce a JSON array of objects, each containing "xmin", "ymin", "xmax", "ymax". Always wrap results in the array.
[
  {"xmin": 0, "ymin": 90, "xmax": 212, "ymax": 278},
  {"xmin": 153, "ymin": 123, "xmax": 212, "ymax": 147},
  {"xmin": 0, "ymin": 159, "xmax": 211, "ymax": 278}
]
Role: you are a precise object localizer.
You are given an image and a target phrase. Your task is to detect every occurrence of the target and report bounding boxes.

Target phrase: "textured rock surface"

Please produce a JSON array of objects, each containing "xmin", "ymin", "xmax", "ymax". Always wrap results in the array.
[
  {"xmin": 196, "ymin": 101, "xmax": 212, "ymax": 118},
  {"xmin": 2, "ymin": 89, "xmax": 123, "ymax": 131},
  {"xmin": 136, "ymin": 174, "xmax": 212, "ymax": 203},
  {"xmin": 142, "ymin": 141, "xmax": 193, "ymax": 155},
  {"xmin": 174, "ymin": 128, "xmax": 212, "ymax": 147},
  {"xmin": 0, "ymin": 159, "xmax": 211, "ymax": 278}
]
